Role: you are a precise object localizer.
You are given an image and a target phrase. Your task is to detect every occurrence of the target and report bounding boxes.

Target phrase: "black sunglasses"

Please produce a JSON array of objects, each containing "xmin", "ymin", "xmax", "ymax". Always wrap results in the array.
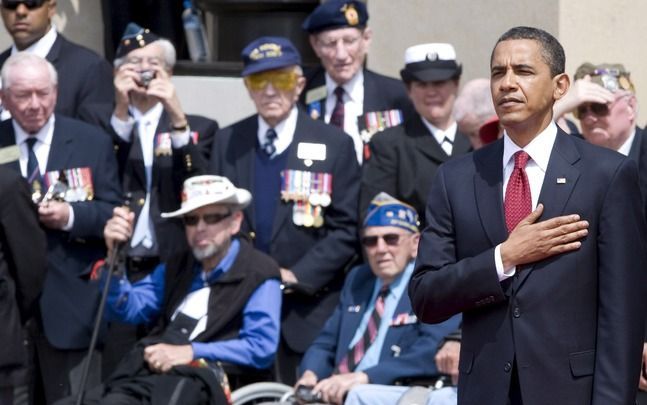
[
  {"xmin": 1, "ymin": 0, "xmax": 48, "ymax": 10},
  {"xmin": 574, "ymin": 103, "xmax": 610, "ymax": 119},
  {"xmin": 183, "ymin": 212, "xmax": 231, "ymax": 227},
  {"xmin": 360, "ymin": 233, "xmax": 405, "ymax": 247}
]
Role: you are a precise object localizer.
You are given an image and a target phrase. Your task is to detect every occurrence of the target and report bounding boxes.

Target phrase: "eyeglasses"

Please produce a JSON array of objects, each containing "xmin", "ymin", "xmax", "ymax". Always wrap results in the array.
[
  {"xmin": 574, "ymin": 103, "xmax": 610, "ymax": 119},
  {"xmin": 244, "ymin": 71, "xmax": 299, "ymax": 92},
  {"xmin": 183, "ymin": 211, "xmax": 231, "ymax": 227},
  {"xmin": 316, "ymin": 35, "xmax": 363, "ymax": 52},
  {"xmin": 1, "ymin": 0, "xmax": 47, "ymax": 10},
  {"xmin": 360, "ymin": 233, "xmax": 407, "ymax": 247}
]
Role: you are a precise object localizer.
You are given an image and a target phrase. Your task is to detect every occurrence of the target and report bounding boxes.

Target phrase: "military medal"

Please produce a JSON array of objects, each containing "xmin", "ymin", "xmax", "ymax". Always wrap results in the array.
[
  {"xmin": 320, "ymin": 173, "xmax": 332, "ymax": 207},
  {"xmin": 313, "ymin": 206, "xmax": 324, "ymax": 228},
  {"xmin": 303, "ymin": 202, "xmax": 315, "ymax": 227},
  {"xmin": 154, "ymin": 133, "xmax": 173, "ymax": 157},
  {"xmin": 292, "ymin": 201, "xmax": 304, "ymax": 226}
]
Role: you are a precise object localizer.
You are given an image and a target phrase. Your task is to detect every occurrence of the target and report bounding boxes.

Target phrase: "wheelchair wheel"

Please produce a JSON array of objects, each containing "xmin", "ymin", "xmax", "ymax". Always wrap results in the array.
[{"xmin": 230, "ymin": 382, "xmax": 293, "ymax": 405}]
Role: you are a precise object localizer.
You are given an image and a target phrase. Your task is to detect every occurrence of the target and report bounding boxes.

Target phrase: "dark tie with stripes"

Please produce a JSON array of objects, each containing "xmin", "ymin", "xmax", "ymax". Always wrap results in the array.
[
  {"xmin": 25, "ymin": 137, "xmax": 41, "ymax": 187},
  {"xmin": 329, "ymin": 86, "xmax": 345, "ymax": 128}
]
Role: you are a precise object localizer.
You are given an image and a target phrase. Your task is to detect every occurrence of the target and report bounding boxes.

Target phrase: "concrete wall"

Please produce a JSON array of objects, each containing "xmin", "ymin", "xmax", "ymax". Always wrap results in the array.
[{"xmin": 2, "ymin": 0, "xmax": 647, "ymax": 126}]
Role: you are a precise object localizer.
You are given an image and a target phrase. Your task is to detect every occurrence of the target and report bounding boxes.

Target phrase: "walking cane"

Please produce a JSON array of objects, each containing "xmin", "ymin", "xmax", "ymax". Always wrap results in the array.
[{"xmin": 75, "ymin": 196, "xmax": 131, "ymax": 405}]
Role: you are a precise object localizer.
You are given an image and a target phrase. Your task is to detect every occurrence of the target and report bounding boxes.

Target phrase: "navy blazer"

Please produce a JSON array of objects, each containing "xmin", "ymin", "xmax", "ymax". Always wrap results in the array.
[
  {"xmin": 300, "ymin": 67, "xmax": 414, "ymax": 124},
  {"xmin": 0, "ymin": 115, "xmax": 122, "ymax": 349},
  {"xmin": 360, "ymin": 114, "xmax": 472, "ymax": 226},
  {"xmin": 410, "ymin": 130, "xmax": 647, "ymax": 405},
  {"xmin": 0, "ymin": 34, "xmax": 114, "ymax": 120},
  {"xmin": 300, "ymin": 264, "xmax": 460, "ymax": 384},
  {"xmin": 209, "ymin": 110, "xmax": 360, "ymax": 352},
  {"xmin": 78, "ymin": 103, "xmax": 218, "ymax": 262}
]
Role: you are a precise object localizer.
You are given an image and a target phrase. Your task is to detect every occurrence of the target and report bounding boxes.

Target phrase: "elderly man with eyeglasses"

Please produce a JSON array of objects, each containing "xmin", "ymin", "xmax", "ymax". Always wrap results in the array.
[
  {"xmin": 0, "ymin": 0, "xmax": 114, "ymax": 119},
  {"xmin": 63, "ymin": 175, "xmax": 282, "ymax": 404},
  {"xmin": 299, "ymin": 0, "xmax": 413, "ymax": 164},
  {"xmin": 293, "ymin": 192, "xmax": 460, "ymax": 405},
  {"xmin": 209, "ymin": 36, "xmax": 360, "ymax": 385}
]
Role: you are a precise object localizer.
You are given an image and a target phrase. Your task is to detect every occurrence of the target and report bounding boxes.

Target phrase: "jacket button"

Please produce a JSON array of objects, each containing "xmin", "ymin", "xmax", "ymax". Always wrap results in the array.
[
  {"xmin": 504, "ymin": 362, "xmax": 512, "ymax": 372},
  {"xmin": 513, "ymin": 307, "xmax": 521, "ymax": 318}
]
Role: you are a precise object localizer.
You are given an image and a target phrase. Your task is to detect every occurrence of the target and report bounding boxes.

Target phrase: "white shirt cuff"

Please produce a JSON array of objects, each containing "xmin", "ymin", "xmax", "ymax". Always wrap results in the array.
[
  {"xmin": 62, "ymin": 203, "xmax": 74, "ymax": 231},
  {"xmin": 110, "ymin": 114, "xmax": 135, "ymax": 142},
  {"xmin": 494, "ymin": 243, "xmax": 516, "ymax": 281},
  {"xmin": 170, "ymin": 129, "xmax": 191, "ymax": 148}
]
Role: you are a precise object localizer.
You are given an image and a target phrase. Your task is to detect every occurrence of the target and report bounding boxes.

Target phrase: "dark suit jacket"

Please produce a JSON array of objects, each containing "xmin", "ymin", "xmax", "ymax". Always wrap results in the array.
[
  {"xmin": 300, "ymin": 263, "xmax": 460, "ymax": 385},
  {"xmin": 0, "ymin": 167, "xmax": 46, "ymax": 386},
  {"xmin": 409, "ymin": 130, "xmax": 647, "ymax": 405},
  {"xmin": 0, "ymin": 115, "xmax": 122, "ymax": 350},
  {"xmin": 208, "ymin": 110, "xmax": 360, "ymax": 352},
  {"xmin": 0, "ymin": 34, "xmax": 114, "ymax": 119},
  {"xmin": 360, "ymin": 114, "xmax": 471, "ymax": 226},
  {"xmin": 78, "ymin": 103, "xmax": 218, "ymax": 262},
  {"xmin": 300, "ymin": 67, "xmax": 414, "ymax": 124}
]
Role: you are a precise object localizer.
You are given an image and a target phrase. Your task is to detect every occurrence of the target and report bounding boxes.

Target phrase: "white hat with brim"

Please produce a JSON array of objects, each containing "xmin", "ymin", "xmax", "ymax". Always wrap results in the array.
[{"xmin": 161, "ymin": 175, "xmax": 252, "ymax": 218}]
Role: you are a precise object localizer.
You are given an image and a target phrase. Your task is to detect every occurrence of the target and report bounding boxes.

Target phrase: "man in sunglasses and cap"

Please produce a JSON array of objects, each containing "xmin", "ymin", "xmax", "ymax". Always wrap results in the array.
[
  {"xmin": 360, "ymin": 43, "xmax": 471, "ymax": 228},
  {"xmin": 69, "ymin": 175, "xmax": 281, "ymax": 403},
  {"xmin": 209, "ymin": 36, "xmax": 360, "ymax": 384},
  {"xmin": 295, "ymin": 192, "xmax": 460, "ymax": 405},
  {"xmin": 0, "ymin": 0, "xmax": 114, "ymax": 119}
]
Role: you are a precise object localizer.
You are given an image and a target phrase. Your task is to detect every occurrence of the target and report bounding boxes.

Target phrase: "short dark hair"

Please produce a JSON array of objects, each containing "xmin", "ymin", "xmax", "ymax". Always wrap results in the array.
[{"xmin": 491, "ymin": 26, "xmax": 565, "ymax": 77}]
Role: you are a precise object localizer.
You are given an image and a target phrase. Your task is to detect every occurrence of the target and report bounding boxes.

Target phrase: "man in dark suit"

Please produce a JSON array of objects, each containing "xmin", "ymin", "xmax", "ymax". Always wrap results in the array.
[
  {"xmin": 300, "ymin": 0, "xmax": 413, "ymax": 164},
  {"xmin": 296, "ymin": 193, "xmax": 460, "ymax": 405},
  {"xmin": 0, "ymin": 52, "xmax": 121, "ymax": 403},
  {"xmin": 0, "ymin": 0, "xmax": 114, "ymax": 119},
  {"xmin": 209, "ymin": 36, "xmax": 360, "ymax": 385},
  {"xmin": 0, "ymin": 166, "xmax": 46, "ymax": 404},
  {"xmin": 77, "ymin": 23, "xmax": 218, "ymax": 377},
  {"xmin": 360, "ymin": 43, "xmax": 471, "ymax": 227},
  {"xmin": 409, "ymin": 26, "xmax": 647, "ymax": 405}
]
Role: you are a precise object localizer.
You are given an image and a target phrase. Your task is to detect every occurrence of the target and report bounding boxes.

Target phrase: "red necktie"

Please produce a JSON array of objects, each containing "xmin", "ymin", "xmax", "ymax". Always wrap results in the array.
[
  {"xmin": 504, "ymin": 151, "xmax": 532, "ymax": 233},
  {"xmin": 336, "ymin": 285, "xmax": 389, "ymax": 373},
  {"xmin": 329, "ymin": 86, "xmax": 345, "ymax": 128}
]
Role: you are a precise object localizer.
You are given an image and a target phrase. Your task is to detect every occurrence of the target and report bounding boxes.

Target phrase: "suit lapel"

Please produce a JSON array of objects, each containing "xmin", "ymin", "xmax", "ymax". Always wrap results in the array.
[
  {"xmin": 339, "ymin": 272, "xmax": 375, "ymax": 352},
  {"xmin": 151, "ymin": 111, "xmax": 171, "ymax": 187},
  {"xmin": 236, "ymin": 119, "xmax": 259, "ymax": 231},
  {"xmin": 514, "ymin": 131, "xmax": 581, "ymax": 290},
  {"xmin": 45, "ymin": 34, "xmax": 63, "ymax": 65},
  {"xmin": 452, "ymin": 130, "xmax": 472, "ymax": 156},
  {"xmin": 627, "ymin": 126, "xmax": 643, "ymax": 163},
  {"xmin": 46, "ymin": 116, "xmax": 74, "ymax": 172},
  {"xmin": 362, "ymin": 69, "xmax": 378, "ymax": 114},
  {"xmin": 473, "ymin": 141, "xmax": 508, "ymax": 246},
  {"xmin": 409, "ymin": 117, "xmax": 454, "ymax": 163}
]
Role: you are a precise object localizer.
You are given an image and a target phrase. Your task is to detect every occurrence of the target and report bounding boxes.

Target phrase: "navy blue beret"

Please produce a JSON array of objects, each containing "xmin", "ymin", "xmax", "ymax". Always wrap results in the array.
[
  {"xmin": 302, "ymin": 0, "xmax": 368, "ymax": 34},
  {"xmin": 115, "ymin": 22, "xmax": 160, "ymax": 59},
  {"xmin": 241, "ymin": 36, "xmax": 302, "ymax": 76}
]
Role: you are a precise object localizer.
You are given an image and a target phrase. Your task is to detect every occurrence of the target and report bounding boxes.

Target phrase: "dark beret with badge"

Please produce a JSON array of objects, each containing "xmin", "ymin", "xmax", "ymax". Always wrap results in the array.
[
  {"xmin": 114, "ymin": 22, "xmax": 160, "ymax": 59},
  {"xmin": 302, "ymin": 0, "xmax": 369, "ymax": 34},
  {"xmin": 241, "ymin": 36, "xmax": 302, "ymax": 77},
  {"xmin": 574, "ymin": 62, "xmax": 635, "ymax": 93},
  {"xmin": 400, "ymin": 43, "xmax": 462, "ymax": 84}
]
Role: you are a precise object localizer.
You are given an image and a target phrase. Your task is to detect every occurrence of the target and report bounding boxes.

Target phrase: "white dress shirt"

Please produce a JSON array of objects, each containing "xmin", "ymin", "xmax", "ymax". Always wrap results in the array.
[
  {"xmin": 420, "ymin": 117, "xmax": 458, "ymax": 156},
  {"xmin": 257, "ymin": 106, "xmax": 298, "ymax": 158},
  {"xmin": 324, "ymin": 71, "xmax": 364, "ymax": 164},
  {"xmin": 617, "ymin": 128, "xmax": 636, "ymax": 157},
  {"xmin": 495, "ymin": 121, "xmax": 558, "ymax": 280}
]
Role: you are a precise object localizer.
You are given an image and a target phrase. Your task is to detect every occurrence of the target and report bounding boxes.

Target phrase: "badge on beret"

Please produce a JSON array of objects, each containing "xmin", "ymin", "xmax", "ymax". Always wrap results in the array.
[
  {"xmin": 618, "ymin": 76, "xmax": 632, "ymax": 91},
  {"xmin": 342, "ymin": 3, "xmax": 359, "ymax": 26}
]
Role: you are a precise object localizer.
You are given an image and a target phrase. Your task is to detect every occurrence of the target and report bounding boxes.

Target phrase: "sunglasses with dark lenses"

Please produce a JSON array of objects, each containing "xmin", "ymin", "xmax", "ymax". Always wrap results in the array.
[
  {"xmin": 1, "ymin": 0, "xmax": 47, "ymax": 10},
  {"xmin": 574, "ymin": 103, "xmax": 610, "ymax": 119},
  {"xmin": 360, "ymin": 233, "xmax": 406, "ymax": 247},
  {"xmin": 182, "ymin": 212, "xmax": 231, "ymax": 227}
]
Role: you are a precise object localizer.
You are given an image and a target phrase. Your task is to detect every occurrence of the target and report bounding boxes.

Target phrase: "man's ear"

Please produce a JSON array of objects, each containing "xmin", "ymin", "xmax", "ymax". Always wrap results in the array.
[{"xmin": 553, "ymin": 73, "xmax": 570, "ymax": 101}]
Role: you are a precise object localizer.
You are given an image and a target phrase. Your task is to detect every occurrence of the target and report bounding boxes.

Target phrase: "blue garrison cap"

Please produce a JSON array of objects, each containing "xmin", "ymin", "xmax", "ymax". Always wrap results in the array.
[
  {"xmin": 115, "ymin": 23, "xmax": 160, "ymax": 59},
  {"xmin": 364, "ymin": 192, "xmax": 419, "ymax": 233},
  {"xmin": 241, "ymin": 36, "xmax": 302, "ymax": 77},
  {"xmin": 302, "ymin": 0, "xmax": 369, "ymax": 34}
]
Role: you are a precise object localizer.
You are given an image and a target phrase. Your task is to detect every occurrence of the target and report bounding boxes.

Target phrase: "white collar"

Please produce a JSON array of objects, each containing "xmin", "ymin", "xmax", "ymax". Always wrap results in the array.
[
  {"xmin": 257, "ymin": 106, "xmax": 298, "ymax": 157},
  {"xmin": 130, "ymin": 102, "xmax": 164, "ymax": 126},
  {"xmin": 12, "ymin": 25, "xmax": 58, "ymax": 59},
  {"xmin": 324, "ymin": 69, "xmax": 364, "ymax": 105},
  {"xmin": 617, "ymin": 128, "xmax": 636, "ymax": 157},
  {"xmin": 502, "ymin": 121, "xmax": 558, "ymax": 173},
  {"xmin": 13, "ymin": 114, "xmax": 55, "ymax": 146},
  {"xmin": 420, "ymin": 117, "xmax": 457, "ymax": 144}
]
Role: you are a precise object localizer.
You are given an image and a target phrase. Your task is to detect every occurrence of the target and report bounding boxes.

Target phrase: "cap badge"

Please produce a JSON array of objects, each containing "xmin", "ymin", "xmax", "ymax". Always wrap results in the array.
[
  {"xmin": 342, "ymin": 4, "xmax": 359, "ymax": 26},
  {"xmin": 426, "ymin": 52, "xmax": 439, "ymax": 61}
]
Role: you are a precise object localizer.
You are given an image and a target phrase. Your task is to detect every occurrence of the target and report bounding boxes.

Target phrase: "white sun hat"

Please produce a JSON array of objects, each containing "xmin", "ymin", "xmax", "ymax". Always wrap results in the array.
[{"xmin": 161, "ymin": 175, "xmax": 252, "ymax": 218}]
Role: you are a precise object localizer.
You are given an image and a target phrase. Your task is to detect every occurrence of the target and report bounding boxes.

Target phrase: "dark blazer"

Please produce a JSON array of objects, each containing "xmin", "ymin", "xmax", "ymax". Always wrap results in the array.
[
  {"xmin": 78, "ymin": 103, "xmax": 218, "ymax": 262},
  {"xmin": 360, "ymin": 114, "xmax": 471, "ymax": 225},
  {"xmin": 300, "ymin": 264, "xmax": 460, "ymax": 385},
  {"xmin": 0, "ymin": 167, "xmax": 46, "ymax": 386},
  {"xmin": 0, "ymin": 34, "xmax": 114, "ymax": 119},
  {"xmin": 0, "ymin": 115, "xmax": 122, "ymax": 350},
  {"xmin": 208, "ymin": 110, "xmax": 360, "ymax": 352},
  {"xmin": 300, "ymin": 67, "xmax": 414, "ymax": 124},
  {"xmin": 409, "ymin": 130, "xmax": 647, "ymax": 405}
]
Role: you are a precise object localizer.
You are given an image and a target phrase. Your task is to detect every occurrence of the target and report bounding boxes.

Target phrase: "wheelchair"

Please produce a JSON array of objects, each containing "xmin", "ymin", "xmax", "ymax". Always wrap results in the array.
[{"xmin": 230, "ymin": 382, "xmax": 293, "ymax": 405}]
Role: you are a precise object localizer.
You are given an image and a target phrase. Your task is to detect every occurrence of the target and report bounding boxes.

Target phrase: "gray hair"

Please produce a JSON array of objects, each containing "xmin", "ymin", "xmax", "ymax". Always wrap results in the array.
[
  {"xmin": 113, "ymin": 38, "xmax": 177, "ymax": 71},
  {"xmin": 1, "ymin": 52, "xmax": 58, "ymax": 89},
  {"xmin": 453, "ymin": 78, "xmax": 495, "ymax": 123}
]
